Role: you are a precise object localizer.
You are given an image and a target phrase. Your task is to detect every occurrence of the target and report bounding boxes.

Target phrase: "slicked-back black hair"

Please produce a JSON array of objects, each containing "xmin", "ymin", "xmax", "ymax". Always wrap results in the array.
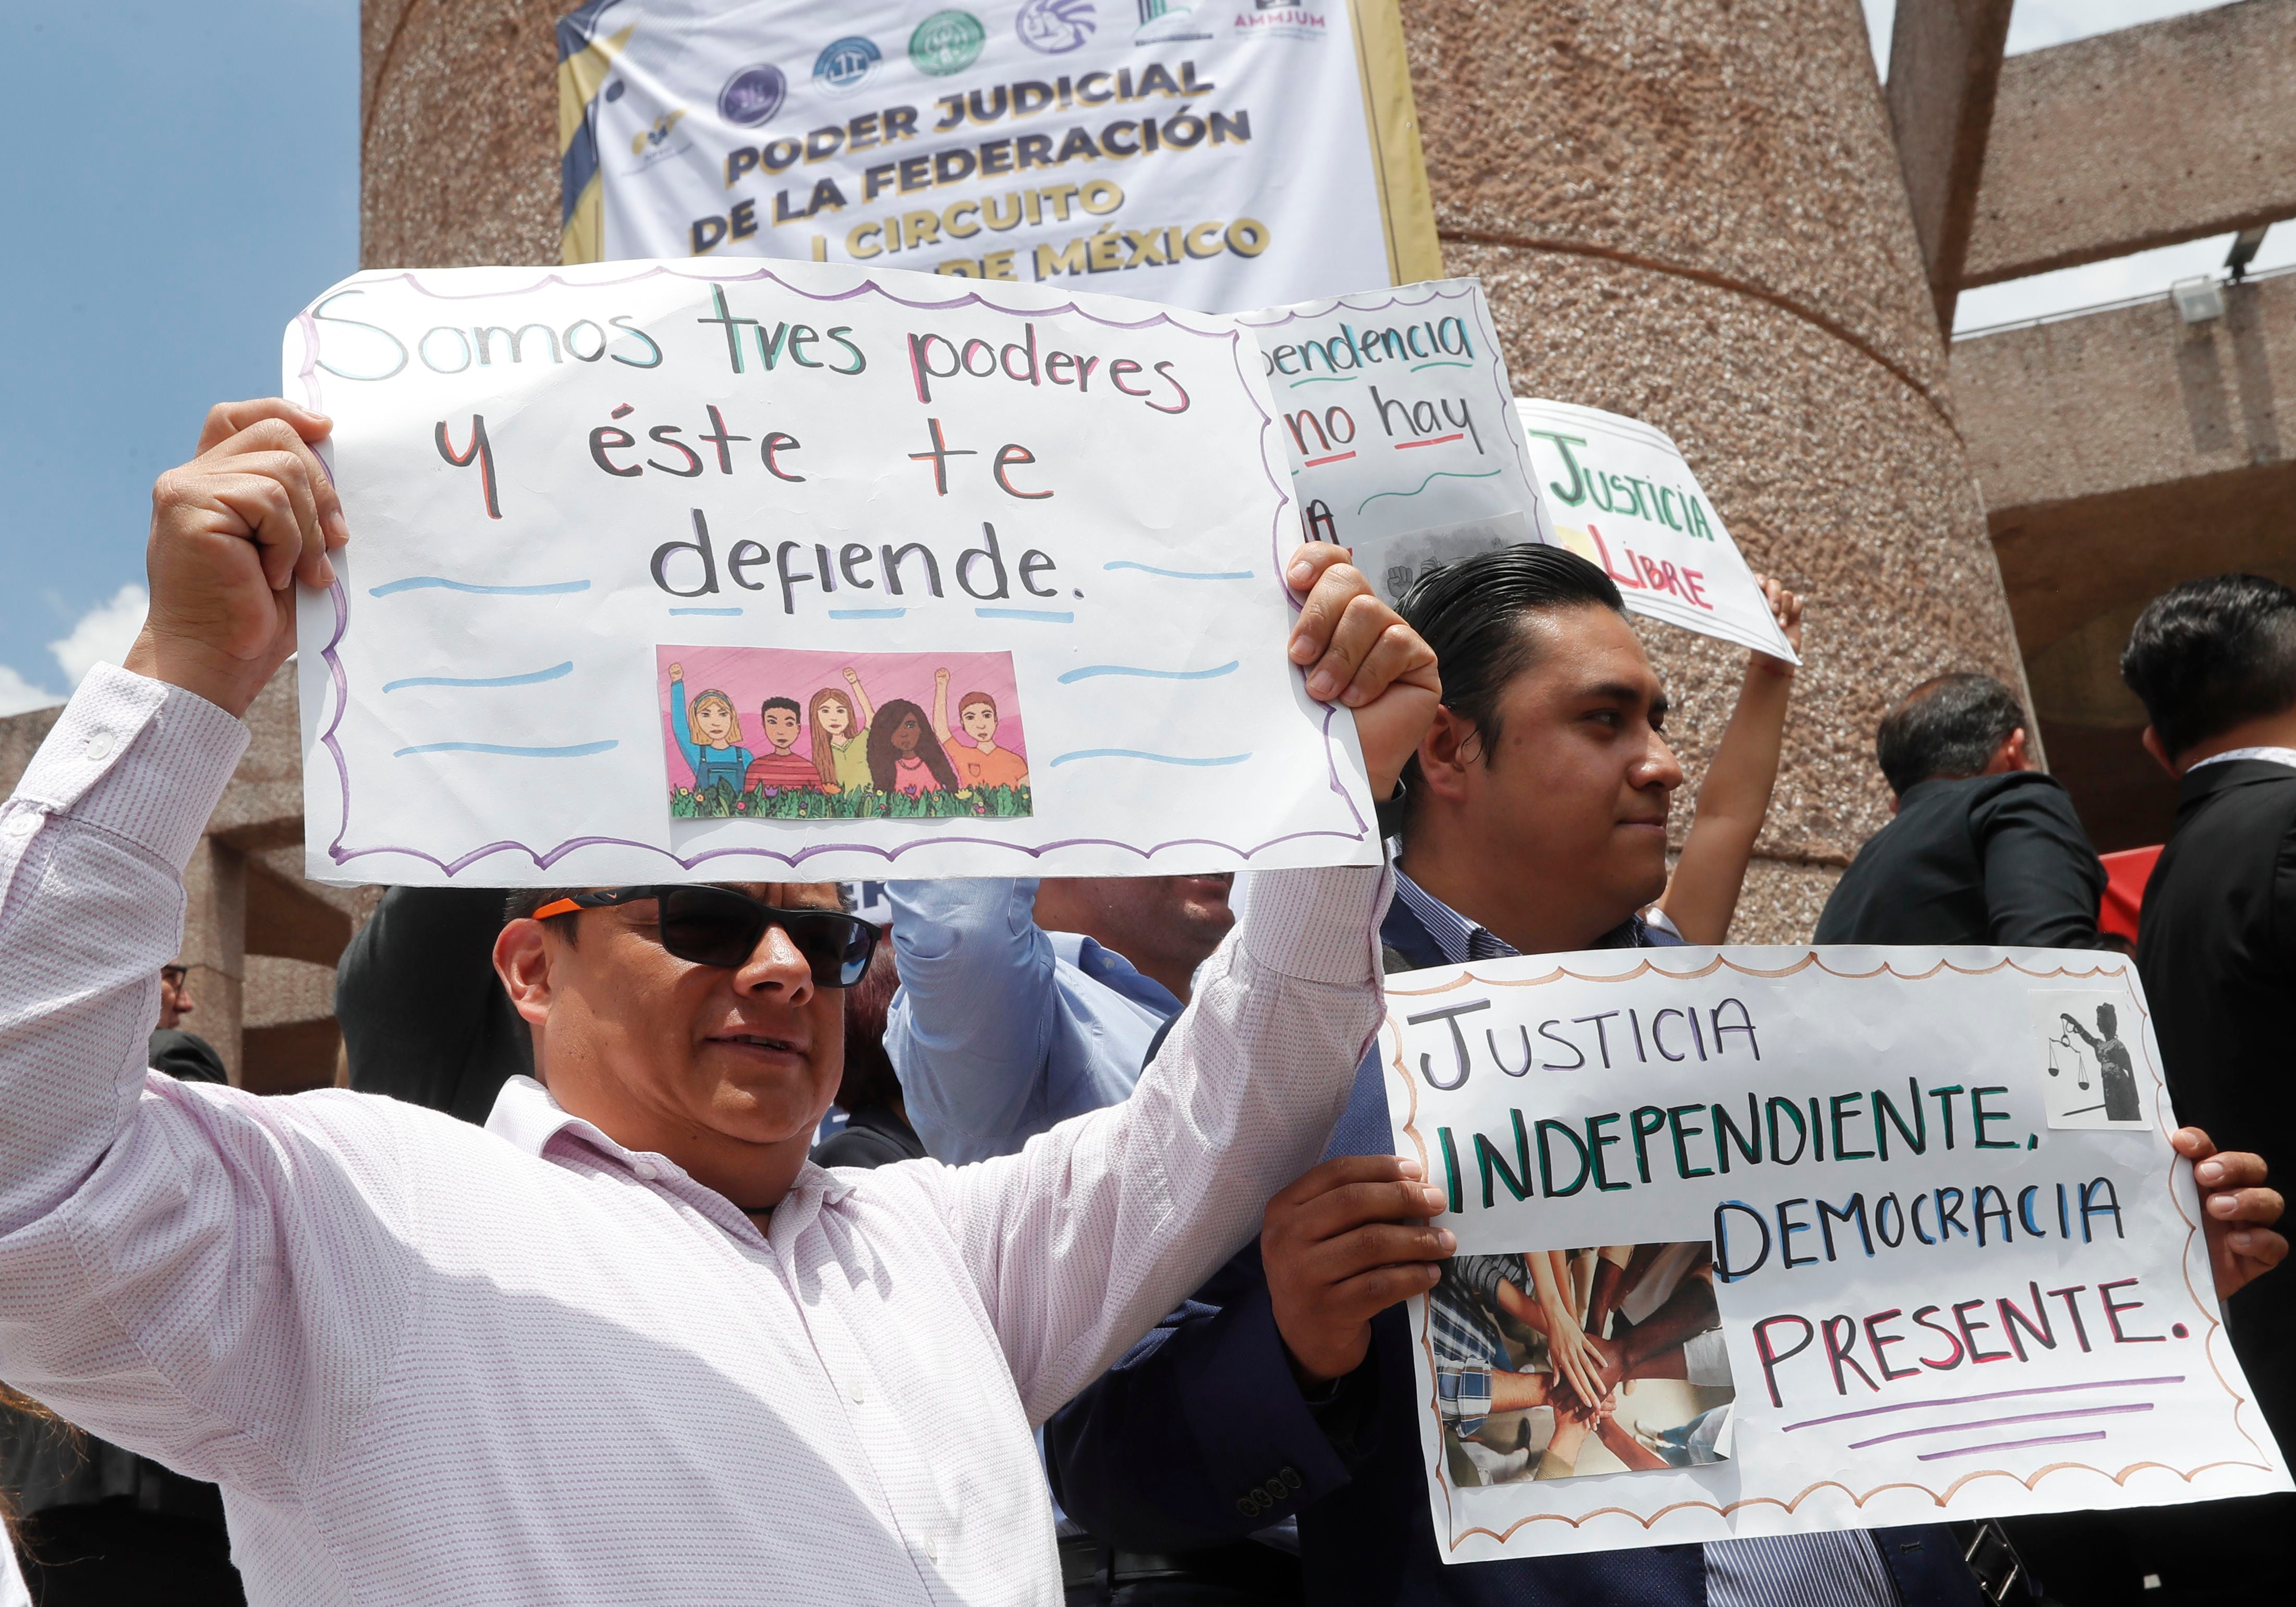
[
  {"xmin": 1394, "ymin": 546, "xmax": 1627, "ymax": 787},
  {"xmin": 2120, "ymin": 573, "xmax": 2296, "ymax": 759},
  {"xmin": 1874, "ymin": 674, "xmax": 2027, "ymax": 796}
]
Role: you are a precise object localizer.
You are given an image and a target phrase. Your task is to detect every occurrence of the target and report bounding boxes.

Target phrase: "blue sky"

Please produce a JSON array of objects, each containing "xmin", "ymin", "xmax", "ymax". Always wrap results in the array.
[
  {"xmin": 0, "ymin": 2, "xmax": 2273, "ymax": 711},
  {"xmin": 0, "ymin": 1, "xmax": 357, "ymax": 710}
]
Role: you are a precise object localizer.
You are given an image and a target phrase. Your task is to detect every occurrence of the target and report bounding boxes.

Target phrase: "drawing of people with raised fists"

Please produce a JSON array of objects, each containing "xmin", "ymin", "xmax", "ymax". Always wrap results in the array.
[
  {"xmin": 669, "ymin": 664, "xmax": 751, "ymax": 800},
  {"xmin": 809, "ymin": 670, "xmax": 875, "ymax": 794},
  {"xmin": 932, "ymin": 666, "xmax": 1030, "ymax": 795}
]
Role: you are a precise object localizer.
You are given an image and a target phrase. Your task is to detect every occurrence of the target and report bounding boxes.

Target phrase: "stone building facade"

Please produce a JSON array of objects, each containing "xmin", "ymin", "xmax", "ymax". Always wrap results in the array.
[{"xmin": 6, "ymin": 0, "xmax": 2282, "ymax": 1091}]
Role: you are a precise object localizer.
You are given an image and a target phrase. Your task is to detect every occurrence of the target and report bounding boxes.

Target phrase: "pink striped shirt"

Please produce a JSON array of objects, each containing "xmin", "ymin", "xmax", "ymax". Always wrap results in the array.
[{"xmin": 0, "ymin": 666, "xmax": 1388, "ymax": 1605}]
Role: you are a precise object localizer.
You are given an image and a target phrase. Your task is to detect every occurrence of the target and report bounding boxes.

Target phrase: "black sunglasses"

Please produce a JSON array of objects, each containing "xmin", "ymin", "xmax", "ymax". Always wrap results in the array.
[{"xmin": 532, "ymin": 886, "xmax": 879, "ymax": 986}]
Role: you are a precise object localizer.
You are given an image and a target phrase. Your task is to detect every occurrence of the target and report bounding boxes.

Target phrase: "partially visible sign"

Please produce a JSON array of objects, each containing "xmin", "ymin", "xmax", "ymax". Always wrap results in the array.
[
  {"xmin": 556, "ymin": 0, "xmax": 1440, "ymax": 312},
  {"xmin": 1380, "ymin": 946, "xmax": 2286, "ymax": 1562},
  {"xmin": 1241, "ymin": 280, "xmax": 1553, "ymax": 604},
  {"xmin": 1516, "ymin": 399, "xmax": 1795, "ymax": 661},
  {"xmin": 282, "ymin": 259, "xmax": 1380, "ymax": 886}
]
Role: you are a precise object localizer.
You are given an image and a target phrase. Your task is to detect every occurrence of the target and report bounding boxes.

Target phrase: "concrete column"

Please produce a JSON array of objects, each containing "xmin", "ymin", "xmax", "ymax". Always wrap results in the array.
[
  {"xmin": 1404, "ymin": 0, "xmax": 2028, "ymax": 939},
  {"xmin": 179, "ymin": 836, "xmax": 247, "ymax": 1085},
  {"xmin": 362, "ymin": 0, "xmax": 2034, "ymax": 942}
]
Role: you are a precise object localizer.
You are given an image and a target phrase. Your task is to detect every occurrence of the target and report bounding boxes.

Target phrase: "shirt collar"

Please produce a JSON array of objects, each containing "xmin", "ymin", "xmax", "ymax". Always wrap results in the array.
[
  {"xmin": 482, "ymin": 1076, "xmax": 856, "ymax": 1209},
  {"xmin": 2190, "ymin": 746, "xmax": 2296, "ymax": 774},
  {"xmin": 1391, "ymin": 868, "xmax": 1509, "ymax": 964},
  {"xmin": 1390, "ymin": 867, "xmax": 1657, "ymax": 961}
]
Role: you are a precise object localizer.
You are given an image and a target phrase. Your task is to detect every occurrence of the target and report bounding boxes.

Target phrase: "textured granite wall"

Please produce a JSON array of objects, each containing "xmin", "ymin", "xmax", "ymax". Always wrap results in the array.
[
  {"xmin": 361, "ymin": 0, "xmax": 2032, "ymax": 942},
  {"xmin": 1404, "ymin": 0, "xmax": 2023, "ymax": 938}
]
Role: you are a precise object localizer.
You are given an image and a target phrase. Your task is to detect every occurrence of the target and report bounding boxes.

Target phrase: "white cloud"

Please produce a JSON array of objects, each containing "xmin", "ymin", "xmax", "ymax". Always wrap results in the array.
[
  {"xmin": 47, "ymin": 583, "xmax": 148, "ymax": 687},
  {"xmin": 0, "ymin": 663, "xmax": 64, "ymax": 717}
]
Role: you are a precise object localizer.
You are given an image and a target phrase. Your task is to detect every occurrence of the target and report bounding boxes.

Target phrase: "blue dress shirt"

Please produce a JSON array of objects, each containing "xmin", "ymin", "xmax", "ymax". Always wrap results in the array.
[
  {"xmin": 883, "ymin": 879, "xmax": 1183, "ymax": 1163},
  {"xmin": 1045, "ymin": 876, "xmax": 1982, "ymax": 1607}
]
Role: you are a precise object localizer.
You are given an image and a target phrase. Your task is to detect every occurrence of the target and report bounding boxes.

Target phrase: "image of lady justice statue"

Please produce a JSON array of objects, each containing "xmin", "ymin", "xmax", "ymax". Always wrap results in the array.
[{"xmin": 2054, "ymin": 1004, "xmax": 2141, "ymax": 1122}]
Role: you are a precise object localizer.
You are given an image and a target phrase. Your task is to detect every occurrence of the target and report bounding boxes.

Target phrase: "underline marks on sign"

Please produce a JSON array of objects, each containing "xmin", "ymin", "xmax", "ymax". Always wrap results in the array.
[
  {"xmin": 382, "ymin": 662, "xmax": 574, "ymax": 694},
  {"xmin": 1848, "ymin": 1400, "xmax": 2154, "ymax": 1451},
  {"xmin": 1302, "ymin": 451, "xmax": 1356, "ymax": 467},
  {"xmin": 1358, "ymin": 468, "xmax": 1503, "ymax": 513},
  {"xmin": 1781, "ymin": 1374, "xmax": 2183, "ymax": 1432},
  {"xmin": 1393, "ymin": 433, "xmax": 1465, "ymax": 450},
  {"xmin": 1409, "ymin": 360, "xmax": 1472, "ymax": 373},
  {"xmin": 369, "ymin": 576, "xmax": 591, "ymax": 598},
  {"xmin": 1050, "ymin": 749, "xmax": 1252, "ymax": 769},
  {"xmin": 671, "ymin": 607, "xmax": 744, "ymax": 617},
  {"xmin": 828, "ymin": 608, "xmax": 907, "ymax": 620},
  {"xmin": 391, "ymin": 741, "xmax": 620, "ymax": 759},
  {"xmin": 976, "ymin": 607, "xmax": 1073, "ymax": 623},
  {"xmin": 1918, "ymin": 1429, "xmax": 2107, "ymax": 1461},
  {"xmin": 1058, "ymin": 660, "xmax": 1240, "ymax": 684},
  {"xmin": 1102, "ymin": 561, "xmax": 1254, "ymax": 582}
]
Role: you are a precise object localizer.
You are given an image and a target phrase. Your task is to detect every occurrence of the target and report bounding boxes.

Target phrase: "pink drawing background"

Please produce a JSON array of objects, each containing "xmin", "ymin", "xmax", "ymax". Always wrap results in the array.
[{"xmin": 657, "ymin": 645, "xmax": 1027, "ymax": 789}]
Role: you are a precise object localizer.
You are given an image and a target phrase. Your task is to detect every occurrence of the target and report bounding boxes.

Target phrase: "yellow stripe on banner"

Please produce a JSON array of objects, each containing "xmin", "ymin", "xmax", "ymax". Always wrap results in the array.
[
  {"xmin": 563, "ymin": 179, "xmax": 604, "ymax": 268},
  {"xmin": 1348, "ymin": 0, "xmax": 1441, "ymax": 285},
  {"xmin": 558, "ymin": 23, "xmax": 634, "ymax": 154},
  {"xmin": 558, "ymin": 23, "xmax": 635, "ymax": 265}
]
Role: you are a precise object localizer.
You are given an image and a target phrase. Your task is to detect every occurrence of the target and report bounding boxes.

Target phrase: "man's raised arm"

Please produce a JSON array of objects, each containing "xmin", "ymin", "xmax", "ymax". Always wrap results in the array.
[
  {"xmin": 881, "ymin": 877, "xmax": 1070, "ymax": 1162},
  {"xmin": 922, "ymin": 546, "xmax": 1441, "ymax": 1420},
  {"xmin": 0, "ymin": 403, "xmax": 415, "ymax": 1490}
]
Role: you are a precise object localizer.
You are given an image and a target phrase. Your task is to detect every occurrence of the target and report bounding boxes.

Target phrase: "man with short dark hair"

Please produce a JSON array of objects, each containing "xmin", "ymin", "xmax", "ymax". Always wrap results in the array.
[
  {"xmin": 2123, "ymin": 572, "xmax": 2296, "ymax": 1474},
  {"xmin": 1814, "ymin": 672, "xmax": 2105, "ymax": 947},
  {"xmin": 1045, "ymin": 549, "xmax": 2282, "ymax": 1606}
]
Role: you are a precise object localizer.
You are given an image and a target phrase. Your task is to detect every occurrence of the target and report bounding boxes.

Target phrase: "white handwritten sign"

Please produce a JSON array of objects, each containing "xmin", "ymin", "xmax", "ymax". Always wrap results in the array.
[
  {"xmin": 1516, "ymin": 399, "xmax": 1795, "ymax": 661},
  {"xmin": 1381, "ymin": 947, "xmax": 2287, "ymax": 1561},
  {"xmin": 283, "ymin": 259, "xmax": 1380, "ymax": 886},
  {"xmin": 1240, "ymin": 280, "xmax": 1552, "ymax": 605}
]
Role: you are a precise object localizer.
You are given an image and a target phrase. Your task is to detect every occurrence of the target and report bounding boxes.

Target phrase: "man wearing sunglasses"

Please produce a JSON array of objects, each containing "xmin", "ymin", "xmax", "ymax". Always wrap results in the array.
[{"xmin": 0, "ymin": 400, "xmax": 1439, "ymax": 1606}]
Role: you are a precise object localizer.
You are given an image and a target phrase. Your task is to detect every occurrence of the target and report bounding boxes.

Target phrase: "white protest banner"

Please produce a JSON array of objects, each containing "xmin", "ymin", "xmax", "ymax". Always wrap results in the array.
[
  {"xmin": 556, "ymin": 0, "xmax": 1440, "ymax": 311},
  {"xmin": 1516, "ymin": 399, "xmax": 1795, "ymax": 661},
  {"xmin": 1239, "ymin": 280, "xmax": 1553, "ymax": 606},
  {"xmin": 283, "ymin": 258, "xmax": 1382, "ymax": 886},
  {"xmin": 1380, "ymin": 947, "xmax": 2287, "ymax": 1562}
]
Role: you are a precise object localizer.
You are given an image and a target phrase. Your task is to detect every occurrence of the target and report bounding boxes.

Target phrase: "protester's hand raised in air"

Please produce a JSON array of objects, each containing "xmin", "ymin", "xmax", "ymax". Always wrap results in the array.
[
  {"xmin": 2174, "ymin": 1129, "xmax": 2288, "ymax": 1297},
  {"xmin": 1263, "ymin": 1154, "xmax": 1452, "ymax": 1387},
  {"xmin": 1284, "ymin": 543, "xmax": 1440, "ymax": 800},
  {"xmin": 1751, "ymin": 574, "xmax": 1803, "ymax": 679},
  {"xmin": 124, "ymin": 400, "xmax": 346, "ymax": 718}
]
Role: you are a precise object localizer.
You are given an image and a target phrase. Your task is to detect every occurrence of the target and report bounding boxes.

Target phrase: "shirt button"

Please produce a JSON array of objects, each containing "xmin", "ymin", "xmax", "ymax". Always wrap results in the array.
[
  {"xmin": 84, "ymin": 731, "xmax": 115, "ymax": 762},
  {"xmin": 920, "ymin": 1537, "xmax": 938, "ymax": 1564},
  {"xmin": 631, "ymin": 1160, "xmax": 660, "ymax": 1181},
  {"xmin": 847, "ymin": 1380, "xmax": 867, "ymax": 1405},
  {"xmin": 3, "ymin": 813, "xmax": 35, "ymax": 837}
]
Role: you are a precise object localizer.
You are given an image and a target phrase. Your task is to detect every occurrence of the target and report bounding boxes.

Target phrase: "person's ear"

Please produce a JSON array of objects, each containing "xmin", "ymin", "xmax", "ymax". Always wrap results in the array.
[
  {"xmin": 494, "ymin": 919, "xmax": 557, "ymax": 1031},
  {"xmin": 2140, "ymin": 726, "xmax": 2178, "ymax": 778},
  {"xmin": 1996, "ymin": 727, "xmax": 2039, "ymax": 773},
  {"xmin": 1415, "ymin": 706, "xmax": 1479, "ymax": 805}
]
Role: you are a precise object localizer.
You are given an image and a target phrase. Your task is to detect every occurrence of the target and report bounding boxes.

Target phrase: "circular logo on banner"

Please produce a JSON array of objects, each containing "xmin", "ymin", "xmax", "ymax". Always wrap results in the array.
[
  {"xmin": 717, "ymin": 64, "xmax": 787, "ymax": 127},
  {"xmin": 1016, "ymin": 0, "xmax": 1097, "ymax": 54},
  {"xmin": 909, "ymin": 11, "xmax": 987, "ymax": 76},
  {"xmin": 813, "ymin": 36, "xmax": 882, "ymax": 96}
]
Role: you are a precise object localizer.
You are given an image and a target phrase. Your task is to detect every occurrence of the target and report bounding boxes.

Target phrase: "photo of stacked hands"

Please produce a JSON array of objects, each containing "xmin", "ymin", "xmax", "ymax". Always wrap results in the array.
[{"xmin": 1435, "ymin": 1240, "xmax": 1735, "ymax": 1485}]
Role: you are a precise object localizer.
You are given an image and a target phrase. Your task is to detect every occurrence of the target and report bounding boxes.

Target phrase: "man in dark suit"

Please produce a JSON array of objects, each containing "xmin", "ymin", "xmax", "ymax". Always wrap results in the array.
[
  {"xmin": 1814, "ymin": 674, "xmax": 2104, "ymax": 948},
  {"xmin": 2121, "ymin": 573, "xmax": 2296, "ymax": 1590}
]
